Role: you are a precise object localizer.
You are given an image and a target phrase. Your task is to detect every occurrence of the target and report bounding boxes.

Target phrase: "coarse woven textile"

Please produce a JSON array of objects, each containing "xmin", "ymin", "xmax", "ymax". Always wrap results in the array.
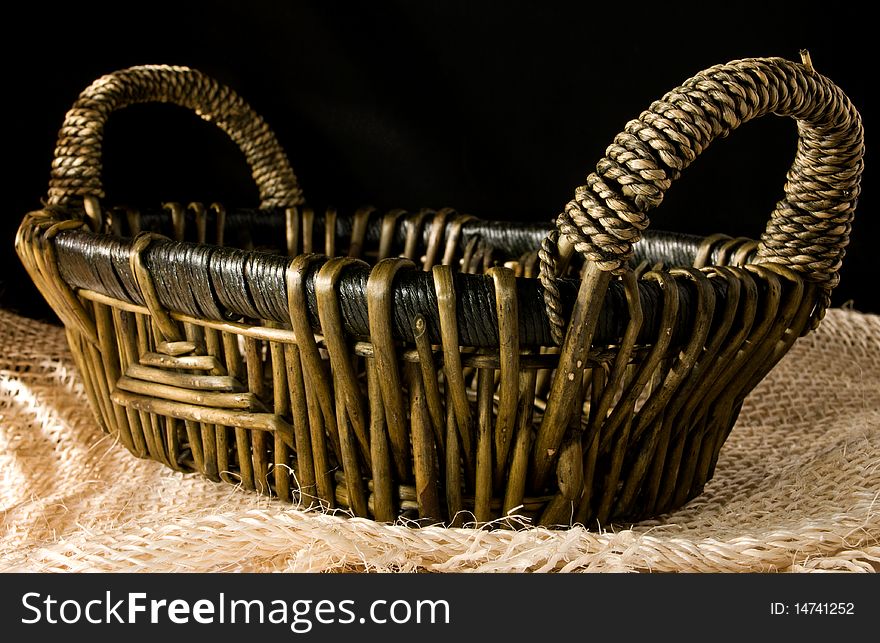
[{"xmin": 1, "ymin": 307, "xmax": 878, "ymax": 573}]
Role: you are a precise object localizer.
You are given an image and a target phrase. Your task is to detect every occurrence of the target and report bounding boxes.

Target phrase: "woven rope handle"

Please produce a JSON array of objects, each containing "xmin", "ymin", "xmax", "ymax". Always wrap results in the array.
[
  {"xmin": 46, "ymin": 65, "xmax": 303, "ymax": 210},
  {"xmin": 541, "ymin": 54, "xmax": 864, "ymax": 337}
]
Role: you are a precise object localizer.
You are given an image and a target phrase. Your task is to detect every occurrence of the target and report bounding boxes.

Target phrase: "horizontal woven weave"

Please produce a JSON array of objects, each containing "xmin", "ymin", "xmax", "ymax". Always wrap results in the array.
[{"xmin": 1, "ymin": 307, "xmax": 877, "ymax": 572}]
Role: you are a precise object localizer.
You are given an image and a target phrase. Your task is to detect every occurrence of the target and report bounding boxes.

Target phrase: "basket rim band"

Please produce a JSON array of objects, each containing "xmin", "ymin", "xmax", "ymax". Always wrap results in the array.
[{"xmin": 43, "ymin": 218, "xmax": 785, "ymax": 353}]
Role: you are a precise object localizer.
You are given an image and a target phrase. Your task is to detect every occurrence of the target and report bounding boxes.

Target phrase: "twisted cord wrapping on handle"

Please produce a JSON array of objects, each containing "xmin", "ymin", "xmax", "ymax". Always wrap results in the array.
[
  {"xmin": 537, "ymin": 230, "xmax": 566, "ymax": 345},
  {"xmin": 47, "ymin": 65, "xmax": 303, "ymax": 210},
  {"xmin": 542, "ymin": 56, "xmax": 864, "ymax": 332}
]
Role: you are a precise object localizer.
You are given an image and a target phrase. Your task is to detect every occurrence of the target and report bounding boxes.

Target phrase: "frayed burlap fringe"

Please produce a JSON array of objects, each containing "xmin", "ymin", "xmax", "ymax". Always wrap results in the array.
[{"xmin": 1, "ymin": 308, "xmax": 878, "ymax": 572}]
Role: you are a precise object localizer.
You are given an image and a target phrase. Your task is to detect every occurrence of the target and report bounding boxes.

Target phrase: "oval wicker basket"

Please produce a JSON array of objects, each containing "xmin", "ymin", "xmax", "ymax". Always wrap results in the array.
[{"xmin": 17, "ymin": 54, "xmax": 863, "ymax": 528}]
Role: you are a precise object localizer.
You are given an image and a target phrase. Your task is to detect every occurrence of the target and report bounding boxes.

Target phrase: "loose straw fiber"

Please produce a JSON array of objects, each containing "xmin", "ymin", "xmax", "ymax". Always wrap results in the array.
[{"xmin": 1, "ymin": 307, "xmax": 877, "ymax": 572}]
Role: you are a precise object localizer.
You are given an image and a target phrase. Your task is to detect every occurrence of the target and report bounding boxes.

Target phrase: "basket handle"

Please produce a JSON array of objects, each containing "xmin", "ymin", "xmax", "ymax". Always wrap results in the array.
[
  {"xmin": 540, "ymin": 53, "xmax": 864, "ymax": 337},
  {"xmin": 46, "ymin": 65, "xmax": 303, "ymax": 211}
]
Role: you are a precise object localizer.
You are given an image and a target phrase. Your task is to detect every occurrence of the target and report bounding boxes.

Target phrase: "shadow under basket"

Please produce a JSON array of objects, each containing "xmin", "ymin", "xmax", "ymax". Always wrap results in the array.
[{"xmin": 17, "ymin": 55, "xmax": 864, "ymax": 528}]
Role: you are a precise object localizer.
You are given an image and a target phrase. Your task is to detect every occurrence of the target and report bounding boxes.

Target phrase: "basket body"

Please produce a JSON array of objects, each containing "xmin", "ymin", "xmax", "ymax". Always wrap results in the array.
[{"xmin": 17, "ymin": 59, "xmax": 864, "ymax": 528}]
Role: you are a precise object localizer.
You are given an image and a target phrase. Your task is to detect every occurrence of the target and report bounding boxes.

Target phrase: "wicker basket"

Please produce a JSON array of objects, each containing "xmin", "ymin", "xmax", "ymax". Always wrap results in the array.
[{"xmin": 17, "ymin": 54, "xmax": 863, "ymax": 528}]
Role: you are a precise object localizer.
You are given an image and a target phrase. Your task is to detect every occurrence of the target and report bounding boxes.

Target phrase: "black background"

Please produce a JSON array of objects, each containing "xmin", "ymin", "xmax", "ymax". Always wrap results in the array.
[{"xmin": 3, "ymin": 1, "xmax": 875, "ymax": 321}]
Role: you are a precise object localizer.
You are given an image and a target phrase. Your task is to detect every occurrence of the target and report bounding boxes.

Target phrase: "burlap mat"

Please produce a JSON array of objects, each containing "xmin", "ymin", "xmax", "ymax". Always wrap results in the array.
[{"xmin": 1, "ymin": 307, "xmax": 877, "ymax": 572}]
